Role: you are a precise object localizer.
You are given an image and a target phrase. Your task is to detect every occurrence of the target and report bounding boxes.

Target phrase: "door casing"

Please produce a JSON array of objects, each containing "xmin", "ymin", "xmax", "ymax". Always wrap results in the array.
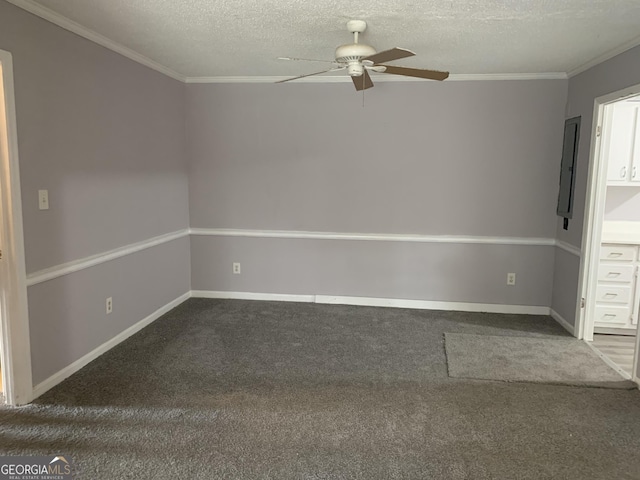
[{"xmin": 0, "ymin": 48, "xmax": 33, "ymax": 405}]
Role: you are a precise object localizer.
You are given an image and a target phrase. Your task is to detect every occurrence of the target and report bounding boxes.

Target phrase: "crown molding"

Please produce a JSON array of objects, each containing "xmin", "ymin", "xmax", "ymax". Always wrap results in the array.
[
  {"xmin": 13, "ymin": 0, "xmax": 638, "ymax": 84},
  {"xmin": 5, "ymin": 0, "xmax": 186, "ymax": 82},
  {"xmin": 568, "ymin": 33, "xmax": 640, "ymax": 78},
  {"xmin": 185, "ymin": 72, "xmax": 568, "ymax": 84}
]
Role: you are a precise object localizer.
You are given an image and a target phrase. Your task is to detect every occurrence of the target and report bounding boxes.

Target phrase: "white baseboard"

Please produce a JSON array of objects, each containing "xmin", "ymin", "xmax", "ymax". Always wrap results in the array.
[
  {"xmin": 191, "ymin": 290, "xmax": 550, "ymax": 315},
  {"xmin": 315, "ymin": 295, "xmax": 550, "ymax": 315},
  {"xmin": 550, "ymin": 309, "xmax": 576, "ymax": 336},
  {"xmin": 191, "ymin": 290, "xmax": 315, "ymax": 303},
  {"xmin": 30, "ymin": 291, "xmax": 191, "ymax": 401}
]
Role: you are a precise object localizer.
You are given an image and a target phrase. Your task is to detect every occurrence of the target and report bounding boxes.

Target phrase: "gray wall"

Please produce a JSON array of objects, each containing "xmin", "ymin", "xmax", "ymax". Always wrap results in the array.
[
  {"xmin": 550, "ymin": 248, "xmax": 581, "ymax": 325},
  {"xmin": 29, "ymin": 238, "xmax": 190, "ymax": 385},
  {"xmin": 551, "ymin": 44, "xmax": 640, "ymax": 333},
  {"xmin": 0, "ymin": 1, "xmax": 190, "ymax": 386},
  {"xmin": 191, "ymin": 236, "xmax": 555, "ymax": 306},
  {"xmin": 187, "ymin": 81, "xmax": 567, "ymax": 306}
]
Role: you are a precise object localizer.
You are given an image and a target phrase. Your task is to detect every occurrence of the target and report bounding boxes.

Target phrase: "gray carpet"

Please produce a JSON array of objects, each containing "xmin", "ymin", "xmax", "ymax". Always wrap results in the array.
[
  {"xmin": 1, "ymin": 299, "xmax": 640, "ymax": 479},
  {"xmin": 444, "ymin": 332, "xmax": 636, "ymax": 389}
]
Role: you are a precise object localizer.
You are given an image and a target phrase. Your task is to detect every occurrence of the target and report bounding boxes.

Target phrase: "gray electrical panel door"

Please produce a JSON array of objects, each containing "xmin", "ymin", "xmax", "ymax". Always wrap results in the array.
[{"xmin": 557, "ymin": 116, "xmax": 581, "ymax": 219}]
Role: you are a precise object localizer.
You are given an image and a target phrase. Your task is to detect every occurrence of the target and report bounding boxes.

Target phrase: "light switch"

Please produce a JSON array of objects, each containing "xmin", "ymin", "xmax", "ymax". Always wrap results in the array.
[{"xmin": 38, "ymin": 189, "xmax": 49, "ymax": 210}]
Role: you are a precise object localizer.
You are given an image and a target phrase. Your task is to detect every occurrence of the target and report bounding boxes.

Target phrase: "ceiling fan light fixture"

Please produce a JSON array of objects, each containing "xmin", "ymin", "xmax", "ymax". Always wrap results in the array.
[{"xmin": 347, "ymin": 63, "xmax": 364, "ymax": 76}]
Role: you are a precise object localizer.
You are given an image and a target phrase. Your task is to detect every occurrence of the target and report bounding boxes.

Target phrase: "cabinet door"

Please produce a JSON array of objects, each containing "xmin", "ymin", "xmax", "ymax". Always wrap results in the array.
[{"xmin": 606, "ymin": 103, "xmax": 636, "ymax": 183}]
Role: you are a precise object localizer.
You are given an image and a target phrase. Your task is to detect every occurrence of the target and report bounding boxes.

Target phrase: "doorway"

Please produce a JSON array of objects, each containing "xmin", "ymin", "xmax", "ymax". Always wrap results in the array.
[
  {"xmin": 0, "ymin": 48, "xmax": 32, "ymax": 405},
  {"xmin": 579, "ymin": 85, "xmax": 640, "ymax": 383}
]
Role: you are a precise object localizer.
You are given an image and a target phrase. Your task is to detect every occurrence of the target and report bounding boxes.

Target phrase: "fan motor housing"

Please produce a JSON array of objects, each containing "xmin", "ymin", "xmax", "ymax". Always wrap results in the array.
[{"xmin": 335, "ymin": 43, "xmax": 376, "ymax": 67}]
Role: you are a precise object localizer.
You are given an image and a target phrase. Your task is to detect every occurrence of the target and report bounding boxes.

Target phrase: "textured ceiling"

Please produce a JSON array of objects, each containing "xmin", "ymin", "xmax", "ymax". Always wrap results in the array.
[{"xmin": 22, "ymin": 0, "xmax": 640, "ymax": 78}]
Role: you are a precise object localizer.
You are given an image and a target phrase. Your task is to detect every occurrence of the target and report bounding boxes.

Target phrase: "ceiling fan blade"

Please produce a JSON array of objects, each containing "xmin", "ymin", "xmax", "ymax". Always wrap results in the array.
[
  {"xmin": 379, "ymin": 65, "xmax": 449, "ymax": 81},
  {"xmin": 276, "ymin": 67, "xmax": 346, "ymax": 84},
  {"xmin": 352, "ymin": 70, "xmax": 374, "ymax": 91},
  {"xmin": 362, "ymin": 47, "xmax": 415, "ymax": 65},
  {"xmin": 277, "ymin": 56, "xmax": 339, "ymax": 64}
]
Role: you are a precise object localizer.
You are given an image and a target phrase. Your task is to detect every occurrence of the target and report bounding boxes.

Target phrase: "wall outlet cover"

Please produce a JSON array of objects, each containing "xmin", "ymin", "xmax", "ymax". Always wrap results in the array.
[{"xmin": 38, "ymin": 189, "xmax": 49, "ymax": 210}]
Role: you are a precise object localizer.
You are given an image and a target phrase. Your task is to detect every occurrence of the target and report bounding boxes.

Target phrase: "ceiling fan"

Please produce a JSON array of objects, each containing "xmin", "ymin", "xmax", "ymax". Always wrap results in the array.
[{"xmin": 277, "ymin": 20, "xmax": 449, "ymax": 91}]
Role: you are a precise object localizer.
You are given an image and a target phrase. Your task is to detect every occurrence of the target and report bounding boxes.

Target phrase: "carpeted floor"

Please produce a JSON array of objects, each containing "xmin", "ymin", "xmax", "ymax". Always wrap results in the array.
[
  {"xmin": 444, "ymin": 333, "xmax": 635, "ymax": 388},
  {"xmin": 2, "ymin": 298, "xmax": 640, "ymax": 479}
]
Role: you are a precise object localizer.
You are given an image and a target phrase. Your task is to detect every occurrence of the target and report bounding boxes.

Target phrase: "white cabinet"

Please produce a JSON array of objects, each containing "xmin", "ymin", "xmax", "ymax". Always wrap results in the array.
[
  {"xmin": 594, "ymin": 243, "xmax": 640, "ymax": 333},
  {"xmin": 605, "ymin": 103, "xmax": 640, "ymax": 184}
]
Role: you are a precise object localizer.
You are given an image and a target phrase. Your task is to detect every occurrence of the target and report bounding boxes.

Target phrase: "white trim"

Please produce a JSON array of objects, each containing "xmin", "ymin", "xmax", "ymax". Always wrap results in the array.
[
  {"xmin": 315, "ymin": 295, "xmax": 550, "ymax": 315},
  {"xmin": 585, "ymin": 340, "xmax": 633, "ymax": 380},
  {"xmin": 25, "ymin": 228, "xmax": 563, "ymax": 291},
  {"xmin": 26, "ymin": 229, "xmax": 189, "ymax": 286},
  {"xmin": 191, "ymin": 290, "xmax": 315, "ymax": 303},
  {"xmin": 31, "ymin": 291, "xmax": 191, "ymax": 401},
  {"xmin": 568, "ymin": 34, "xmax": 640, "ymax": 78},
  {"xmin": 577, "ymin": 100, "xmax": 609, "ymax": 342},
  {"xmin": 446, "ymin": 73, "xmax": 568, "ymax": 81},
  {"xmin": 578, "ymin": 83, "xmax": 640, "ymax": 343},
  {"xmin": 550, "ymin": 309, "xmax": 575, "ymax": 336},
  {"xmin": 0, "ymin": 49, "xmax": 33, "ymax": 406},
  {"xmin": 23, "ymin": 228, "xmax": 562, "ymax": 292},
  {"xmin": 189, "ymin": 228, "xmax": 555, "ymax": 246},
  {"xmin": 8, "ymin": 0, "xmax": 640, "ymax": 85},
  {"xmin": 191, "ymin": 290, "xmax": 550, "ymax": 315},
  {"xmin": 555, "ymin": 241, "xmax": 582, "ymax": 257},
  {"xmin": 4, "ymin": 0, "xmax": 569, "ymax": 86},
  {"xmin": 185, "ymin": 73, "xmax": 568, "ymax": 84},
  {"xmin": 594, "ymin": 326, "xmax": 637, "ymax": 336},
  {"xmin": 634, "ymin": 314, "xmax": 640, "ymax": 382},
  {"xmin": 5, "ymin": 0, "xmax": 185, "ymax": 82}
]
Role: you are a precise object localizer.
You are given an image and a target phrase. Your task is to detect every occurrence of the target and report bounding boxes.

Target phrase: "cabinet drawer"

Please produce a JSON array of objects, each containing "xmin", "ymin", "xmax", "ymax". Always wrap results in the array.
[
  {"xmin": 599, "ymin": 245, "xmax": 636, "ymax": 262},
  {"xmin": 594, "ymin": 306, "xmax": 631, "ymax": 326},
  {"xmin": 597, "ymin": 264, "xmax": 635, "ymax": 283},
  {"xmin": 595, "ymin": 285, "xmax": 632, "ymax": 304}
]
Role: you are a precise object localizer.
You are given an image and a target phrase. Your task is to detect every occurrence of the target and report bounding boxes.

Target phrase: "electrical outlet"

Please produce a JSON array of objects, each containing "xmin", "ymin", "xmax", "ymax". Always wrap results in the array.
[
  {"xmin": 38, "ymin": 189, "xmax": 49, "ymax": 210},
  {"xmin": 507, "ymin": 273, "xmax": 516, "ymax": 286},
  {"xmin": 233, "ymin": 262, "xmax": 241, "ymax": 274},
  {"xmin": 106, "ymin": 297, "xmax": 113, "ymax": 314}
]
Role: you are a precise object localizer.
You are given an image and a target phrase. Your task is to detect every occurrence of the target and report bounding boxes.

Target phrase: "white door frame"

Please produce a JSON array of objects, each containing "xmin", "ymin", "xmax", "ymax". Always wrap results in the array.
[
  {"xmin": 577, "ymin": 81, "xmax": 640, "ymax": 383},
  {"xmin": 0, "ymin": 49, "xmax": 33, "ymax": 405}
]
